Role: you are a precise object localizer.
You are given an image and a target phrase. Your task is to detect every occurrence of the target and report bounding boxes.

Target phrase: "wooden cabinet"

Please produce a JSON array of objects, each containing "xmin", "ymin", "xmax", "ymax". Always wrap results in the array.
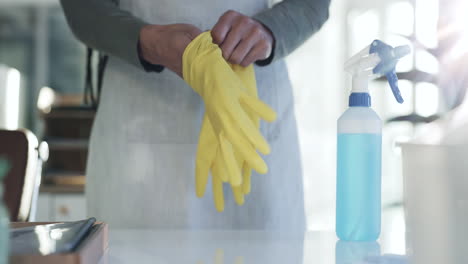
[{"xmin": 37, "ymin": 105, "xmax": 93, "ymax": 222}]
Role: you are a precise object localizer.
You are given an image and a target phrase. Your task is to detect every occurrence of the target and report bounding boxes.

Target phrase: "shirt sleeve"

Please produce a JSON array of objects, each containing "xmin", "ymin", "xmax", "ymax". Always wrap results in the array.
[
  {"xmin": 60, "ymin": 0, "xmax": 163, "ymax": 72},
  {"xmin": 253, "ymin": 0, "xmax": 331, "ymax": 65}
]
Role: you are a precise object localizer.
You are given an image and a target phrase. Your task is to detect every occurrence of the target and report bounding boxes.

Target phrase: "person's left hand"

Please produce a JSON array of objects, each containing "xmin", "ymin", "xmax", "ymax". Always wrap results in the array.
[{"xmin": 211, "ymin": 10, "xmax": 274, "ymax": 67}]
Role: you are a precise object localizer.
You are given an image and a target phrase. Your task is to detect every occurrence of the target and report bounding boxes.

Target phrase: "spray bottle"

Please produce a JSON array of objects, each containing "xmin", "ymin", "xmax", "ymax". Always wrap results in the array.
[{"xmin": 336, "ymin": 40, "xmax": 410, "ymax": 241}]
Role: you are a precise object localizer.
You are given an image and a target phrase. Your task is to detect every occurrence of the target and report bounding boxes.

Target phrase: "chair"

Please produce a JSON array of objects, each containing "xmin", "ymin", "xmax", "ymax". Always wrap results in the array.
[{"xmin": 0, "ymin": 129, "xmax": 48, "ymax": 221}]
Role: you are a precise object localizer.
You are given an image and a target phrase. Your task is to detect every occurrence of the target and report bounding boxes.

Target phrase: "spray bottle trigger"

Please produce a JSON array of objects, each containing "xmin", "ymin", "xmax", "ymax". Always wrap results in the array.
[
  {"xmin": 369, "ymin": 39, "xmax": 409, "ymax": 104},
  {"xmin": 386, "ymin": 71, "xmax": 404, "ymax": 104}
]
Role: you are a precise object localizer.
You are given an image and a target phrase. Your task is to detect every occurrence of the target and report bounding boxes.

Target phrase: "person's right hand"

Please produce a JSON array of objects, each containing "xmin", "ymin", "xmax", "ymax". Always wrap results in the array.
[{"xmin": 139, "ymin": 24, "xmax": 202, "ymax": 77}]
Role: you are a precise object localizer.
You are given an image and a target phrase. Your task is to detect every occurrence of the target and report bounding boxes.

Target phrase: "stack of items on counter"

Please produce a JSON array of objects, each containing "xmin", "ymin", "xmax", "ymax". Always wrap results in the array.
[{"xmin": 183, "ymin": 32, "xmax": 277, "ymax": 211}]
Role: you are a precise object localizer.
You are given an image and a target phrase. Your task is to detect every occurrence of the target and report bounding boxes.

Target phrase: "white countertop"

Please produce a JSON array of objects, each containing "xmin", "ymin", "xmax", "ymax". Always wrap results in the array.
[{"xmin": 100, "ymin": 207, "xmax": 407, "ymax": 264}]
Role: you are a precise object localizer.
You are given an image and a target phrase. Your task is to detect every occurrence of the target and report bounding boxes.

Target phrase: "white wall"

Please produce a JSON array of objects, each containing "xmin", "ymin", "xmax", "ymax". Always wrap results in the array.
[{"xmin": 286, "ymin": 0, "xmax": 348, "ymax": 230}]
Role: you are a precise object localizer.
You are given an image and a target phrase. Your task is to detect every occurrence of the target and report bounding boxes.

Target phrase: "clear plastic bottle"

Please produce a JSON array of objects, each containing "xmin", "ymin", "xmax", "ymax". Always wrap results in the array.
[
  {"xmin": 336, "ymin": 40, "xmax": 410, "ymax": 241},
  {"xmin": 336, "ymin": 99, "xmax": 382, "ymax": 241}
]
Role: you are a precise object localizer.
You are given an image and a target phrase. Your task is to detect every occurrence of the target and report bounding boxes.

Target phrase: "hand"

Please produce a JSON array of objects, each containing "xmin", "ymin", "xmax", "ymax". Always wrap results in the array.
[
  {"xmin": 139, "ymin": 24, "xmax": 202, "ymax": 77},
  {"xmin": 211, "ymin": 10, "xmax": 274, "ymax": 67}
]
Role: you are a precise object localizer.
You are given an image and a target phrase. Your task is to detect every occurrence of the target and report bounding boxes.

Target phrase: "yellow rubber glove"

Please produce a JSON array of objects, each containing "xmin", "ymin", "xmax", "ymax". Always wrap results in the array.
[
  {"xmin": 195, "ymin": 115, "xmax": 247, "ymax": 212},
  {"xmin": 183, "ymin": 32, "xmax": 276, "ymax": 179},
  {"xmin": 212, "ymin": 65, "xmax": 259, "ymax": 211},
  {"xmin": 185, "ymin": 32, "xmax": 274, "ymax": 212},
  {"xmin": 231, "ymin": 64, "xmax": 259, "ymax": 196},
  {"xmin": 192, "ymin": 58, "xmax": 263, "ymax": 211}
]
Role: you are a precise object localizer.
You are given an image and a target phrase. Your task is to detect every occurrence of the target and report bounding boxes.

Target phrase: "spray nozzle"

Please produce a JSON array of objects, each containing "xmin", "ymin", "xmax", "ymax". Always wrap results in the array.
[
  {"xmin": 344, "ymin": 40, "xmax": 411, "ymax": 106},
  {"xmin": 369, "ymin": 40, "xmax": 410, "ymax": 104}
]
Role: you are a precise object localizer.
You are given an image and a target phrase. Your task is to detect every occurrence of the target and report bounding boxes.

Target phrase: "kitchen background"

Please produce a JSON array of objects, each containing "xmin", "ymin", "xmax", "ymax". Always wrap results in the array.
[{"xmin": 0, "ymin": 0, "xmax": 465, "ymax": 242}]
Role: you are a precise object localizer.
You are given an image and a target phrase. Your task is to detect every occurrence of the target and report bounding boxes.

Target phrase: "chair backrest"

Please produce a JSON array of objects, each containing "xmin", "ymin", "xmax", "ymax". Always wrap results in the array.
[{"xmin": 0, "ymin": 129, "xmax": 39, "ymax": 221}]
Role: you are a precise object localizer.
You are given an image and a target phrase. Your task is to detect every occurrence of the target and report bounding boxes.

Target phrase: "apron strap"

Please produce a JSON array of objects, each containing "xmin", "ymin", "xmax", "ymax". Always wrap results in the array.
[
  {"xmin": 84, "ymin": 47, "xmax": 109, "ymax": 110},
  {"xmin": 83, "ymin": 0, "xmax": 115, "ymax": 109}
]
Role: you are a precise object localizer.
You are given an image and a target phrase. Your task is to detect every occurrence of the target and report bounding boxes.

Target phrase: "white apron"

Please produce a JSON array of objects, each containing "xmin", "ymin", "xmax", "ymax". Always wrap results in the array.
[{"xmin": 86, "ymin": 0, "xmax": 305, "ymax": 230}]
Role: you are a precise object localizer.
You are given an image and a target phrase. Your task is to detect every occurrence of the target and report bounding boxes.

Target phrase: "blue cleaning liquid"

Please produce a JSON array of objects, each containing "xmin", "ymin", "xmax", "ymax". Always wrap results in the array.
[{"xmin": 336, "ymin": 133, "xmax": 382, "ymax": 241}]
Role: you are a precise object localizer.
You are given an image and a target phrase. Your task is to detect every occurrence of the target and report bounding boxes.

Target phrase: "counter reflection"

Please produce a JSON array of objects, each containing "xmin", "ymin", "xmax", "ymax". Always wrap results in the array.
[
  {"xmin": 335, "ymin": 240, "xmax": 380, "ymax": 264},
  {"xmin": 104, "ymin": 230, "xmax": 305, "ymax": 264}
]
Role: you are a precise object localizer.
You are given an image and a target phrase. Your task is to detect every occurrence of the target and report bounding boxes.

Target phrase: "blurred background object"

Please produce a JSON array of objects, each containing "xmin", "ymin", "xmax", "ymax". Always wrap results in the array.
[
  {"xmin": 0, "ymin": 129, "xmax": 48, "ymax": 221},
  {"xmin": 0, "ymin": 0, "xmax": 466, "ymax": 241},
  {"xmin": 0, "ymin": 158, "xmax": 10, "ymax": 264},
  {"xmin": 0, "ymin": 65, "xmax": 22, "ymax": 129},
  {"xmin": 400, "ymin": 91, "xmax": 468, "ymax": 264},
  {"xmin": 0, "ymin": 0, "xmax": 87, "ymax": 222},
  {"xmin": 402, "ymin": 142, "xmax": 468, "ymax": 264}
]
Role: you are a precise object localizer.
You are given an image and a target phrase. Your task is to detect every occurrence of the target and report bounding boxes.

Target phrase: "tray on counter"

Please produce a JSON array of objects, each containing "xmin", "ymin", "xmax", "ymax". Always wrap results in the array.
[{"xmin": 10, "ymin": 221, "xmax": 108, "ymax": 264}]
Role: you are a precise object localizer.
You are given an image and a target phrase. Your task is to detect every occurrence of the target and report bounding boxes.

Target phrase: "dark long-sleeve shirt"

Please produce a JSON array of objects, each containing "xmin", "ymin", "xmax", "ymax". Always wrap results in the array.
[{"xmin": 60, "ymin": 0, "xmax": 330, "ymax": 70}]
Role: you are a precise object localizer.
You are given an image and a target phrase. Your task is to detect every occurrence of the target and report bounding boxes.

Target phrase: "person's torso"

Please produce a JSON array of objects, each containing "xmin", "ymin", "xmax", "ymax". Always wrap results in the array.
[
  {"xmin": 119, "ymin": 0, "xmax": 269, "ymax": 28},
  {"xmin": 98, "ymin": 0, "xmax": 292, "ymax": 145},
  {"xmin": 86, "ymin": 0, "xmax": 303, "ymax": 230}
]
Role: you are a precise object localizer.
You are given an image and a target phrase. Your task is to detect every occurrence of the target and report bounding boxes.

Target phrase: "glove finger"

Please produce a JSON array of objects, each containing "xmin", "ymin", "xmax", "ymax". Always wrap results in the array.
[
  {"xmin": 231, "ymin": 185, "xmax": 245, "ymax": 205},
  {"xmin": 241, "ymin": 162, "xmax": 252, "ymax": 194},
  {"xmin": 219, "ymin": 133, "xmax": 242, "ymax": 186},
  {"xmin": 234, "ymin": 151, "xmax": 252, "ymax": 195},
  {"xmin": 231, "ymin": 64, "xmax": 257, "ymax": 192},
  {"xmin": 222, "ymin": 122, "xmax": 268, "ymax": 174},
  {"xmin": 240, "ymin": 93, "xmax": 277, "ymax": 123},
  {"xmin": 234, "ymin": 256, "xmax": 244, "ymax": 264},
  {"xmin": 195, "ymin": 115, "xmax": 217, "ymax": 197},
  {"xmin": 224, "ymin": 102, "xmax": 271, "ymax": 155},
  {"xmin": 231, "ymin": 64, "xmax": 262, "ymax": 127},
  {"xmin": 230, "ymin": 65, "xmax": 261, "ymax": 127},
  {"xmin": 214, "ymin": 149, "xmax": 229, "ymax": 182},
  {"xmin": 215, "ymin": 249, "xmax": 224, "ymax": 263},
  {"xmin": 212, "ymin": 163, "xmax": 225, "ymax": 212}
]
